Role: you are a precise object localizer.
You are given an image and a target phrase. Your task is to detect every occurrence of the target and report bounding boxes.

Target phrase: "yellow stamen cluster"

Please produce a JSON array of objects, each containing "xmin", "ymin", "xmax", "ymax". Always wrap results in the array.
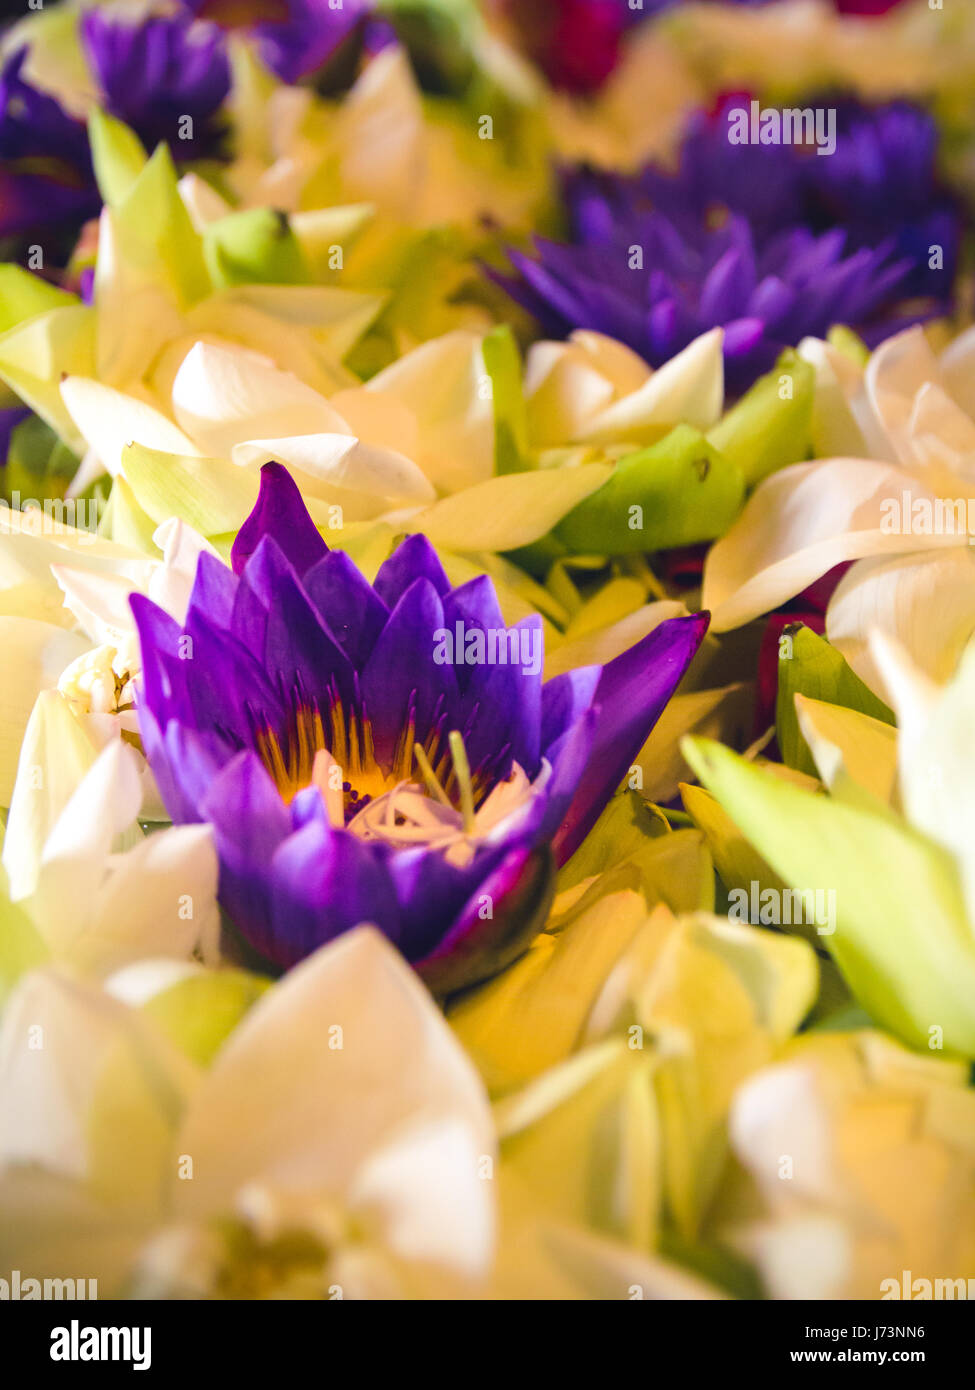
[{"xmin": 254, "ymin": 694, "xmax": 491, "ymax": 834}]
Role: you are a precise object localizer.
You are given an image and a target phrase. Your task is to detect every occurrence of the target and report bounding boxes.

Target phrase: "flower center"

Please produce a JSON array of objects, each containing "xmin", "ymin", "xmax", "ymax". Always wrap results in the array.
[
  {"xmin": 341, "ymin": 759, "xmax": 551, "ymax": 867},
  {"xmin": 252, "ymin": 694, "xmax": 541, "ymax": 859}
]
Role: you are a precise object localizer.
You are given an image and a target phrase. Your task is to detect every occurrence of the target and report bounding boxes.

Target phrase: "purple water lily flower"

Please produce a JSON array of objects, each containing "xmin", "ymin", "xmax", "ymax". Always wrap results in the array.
[
  {"xmin": 498, "ymin": 208, "xmax": 911, "ymax": 395},
  {"xmin": 498, "ymin": 89, "xmax": 955, "ymax": 393},
  {"xmin": 627, "ymin": 96, "xmax": 960, "ymax": 302},
  {"xmin": 251, "ymin": 0, "xmax": 371, "ymax": 85},
  {"xmin": 81, "ymin": 12, "xmax": 231, "ymax": 160},
  {"xmin": 131, "ymin": 464, "xmax": 707, "ymax": 991},
  {"xmin": 802, "ymin": 99, "xmax": 960, "ymax": 300},
  {"xmin": 0, "ymin": 49, "xmax": 97, "ymax": 246}
]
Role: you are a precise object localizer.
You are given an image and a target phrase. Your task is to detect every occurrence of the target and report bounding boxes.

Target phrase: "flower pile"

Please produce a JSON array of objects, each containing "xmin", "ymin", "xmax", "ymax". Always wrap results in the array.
[{"xmin": 0, "ymin": 0, "xmax": 973, "ymax": 1305}]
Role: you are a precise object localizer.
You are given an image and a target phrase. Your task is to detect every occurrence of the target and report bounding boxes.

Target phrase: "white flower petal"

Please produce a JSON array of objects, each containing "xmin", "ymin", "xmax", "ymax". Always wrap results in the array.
[
  {"xmin": 170, "ymin": 340, "xmax": 348, "ymax": 456},
  {"xmin": 702, "ymin": 457, "xmax": 958, "ymax": 632},
  {"xmin": 175, "ymin": 928, "xmax": 494, "ymax": 1238},
  {"xmin": 576, "ymin": 329, "xmax": 724, "ymax": 445},
  {"xmin": 827, "ymin": 546, "xmax": 975, "ymax": 691},
  {"xmin": 60, "ymin": 376, "xmax": 200, "ymax": 479}
]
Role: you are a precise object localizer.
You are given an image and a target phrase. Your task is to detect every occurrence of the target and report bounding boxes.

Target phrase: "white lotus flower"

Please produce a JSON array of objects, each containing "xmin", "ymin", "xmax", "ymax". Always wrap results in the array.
[
  {"xmin": 717, "ymin": 1029, "xmax": 975, "ymax": 1300},
  {"xmin": 702, "ymin": 326, "xmax": 975, "ymax": 692},
  {"xmin": 0, "ymin": 929, "xmax": 496, "ymax": 1298},
  {"xmin": 1, "ymin": 736, "xmax": 218, "ymax": 976},
  {"xmin": 0, "ymin": 506, "xmax": 213, "ymax": 809}
]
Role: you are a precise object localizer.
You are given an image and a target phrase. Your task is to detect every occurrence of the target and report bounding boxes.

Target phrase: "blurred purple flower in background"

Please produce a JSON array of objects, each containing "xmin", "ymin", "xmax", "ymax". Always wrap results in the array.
[
  {"xmin": 497, "ymin": 94, "xmax": 957, "ymax": 393},
  {"xmin": 0, "ymin": 49, "xmax": 97, "ymax": 246},
  {"xmin": 179, "ymin": 0, "xmax": 371, "ymax": 84},
  {"xmin": 81, "ymin": 12, "xmax": 231, "ymax": 159}
]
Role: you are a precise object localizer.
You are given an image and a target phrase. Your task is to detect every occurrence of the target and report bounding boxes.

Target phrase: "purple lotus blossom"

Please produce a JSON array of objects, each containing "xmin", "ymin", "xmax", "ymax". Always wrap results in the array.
[
  {"xmin": 499, "ymin": 209, "xmax": 911, "ymax": 395},
  {"xmin": 802, "ymin": 99, "xmax": 960, "ymax": 300},
  {"xmin": 0, "ymin": 49, "xmax": 97, "ymax": 245},
  {"xmin": 498, "ymin": 92, "xmax": 954, "ymax": 394},
  {"xmin": 630, "ymin": 97, "xmax": 960, "ymax": 301},
  {"xmin": 131, "ymin": 464, "xmax": 706, "ymax": 990},
  {"xmin": 81, "ymin": 12, "xmax": 231, "ymax": 160}
]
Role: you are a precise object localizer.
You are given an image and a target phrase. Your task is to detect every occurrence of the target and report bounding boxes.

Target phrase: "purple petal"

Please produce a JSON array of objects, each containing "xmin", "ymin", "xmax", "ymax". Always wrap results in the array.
[
  {"xmin": 414, "ymin": 845, "xmax": 556, "ymax": 996},
  {"xmin": 303, "ymin": 550, "xmax": 389, "ymax": 669},
  {"xmin": 360, "ymin": 578, "xmax": 457, "ymax": 767},
  {"xmin": 551, "ymin": 612, "xmax": 709, "ymax": 863},
  {"xmin": 373, "ymin": 533, "xmax": 451, "ymax": 608},
  {"xmin": 268, "ymin": 822, "xmax": 403, "ymax": 968},
  {"xmin": 231, "ymin": 463, "xmax": 328, "ymax": 578}
]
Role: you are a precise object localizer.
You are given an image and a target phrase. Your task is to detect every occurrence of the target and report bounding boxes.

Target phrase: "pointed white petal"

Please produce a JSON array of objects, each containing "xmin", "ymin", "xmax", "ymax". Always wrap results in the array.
[
  {"xmin": 576, "ymin": 329, "xmax": 724, "ymax": 445},
  {"xmin": 170, "ymin": 340, "xmax": 348, "ymax": 455},
  {"xmin": 827, "ymin": 546, "xmax": 975, "ymax": 691},
  {"xmin": 60, "ymin": 376, "xmax": 200, "ymax": 478},
  {"xmin": 703, "ymin": 457, "xmax": 957, "ymax": 632},
  {"xmin": 175, "ymin": 928, "xmax": 494, "ymax": 1237}
]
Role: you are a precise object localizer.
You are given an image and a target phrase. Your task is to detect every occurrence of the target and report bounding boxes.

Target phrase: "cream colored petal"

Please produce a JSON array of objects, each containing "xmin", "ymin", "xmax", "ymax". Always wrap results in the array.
[
  {"xmin": 569, "ymin": 331, "xmax": 653, "ymax": 397},
  {"xmin": 177, "ymin": 172, "xmax": 233, "ymax": 230},
  {"xmin": 2, "ymin": 688, "xmax": 99, "ymax": 896},
  {"xmin": 0, "ymin": 305, "xmax": 96, "ymax": 451},
  {"xmin": 170, "ymin": 340, "xmax": 348, "ymax": 455},
  {"xmin": 908, "ymin": 381, "xmax": 975, "ymax": 479},
  {"xmin": 175, "ymin": 928, "xmax": 493, "ymax": 1224},
  {"xmin": 334, "ymin": 47, "xmax": 426, "ymax": 218},
  {"xmin": 861, "ymin": 324, "xmax": 942, "ymax": 467},
  {"xmin": 0, "ymin": 969, "xmax": 195, "ymax": 1212},
  {"xmin": 51, "ymin": 565, "xmax": 138, "ymax": 647},
  {"xmin": 0, "ymin": 622, "xmax": 91, "ymax": 808},
  {"xmin": 28, "ymin": 742, "xmax": 143, "ymax": 947},
  {"xmin": 884, "ymin": 640, "xmax": 975, "ymax": 928},
  {"xmin": 575, "ymin": 329, "xmax": 724, "ymax": 445},
  {"xmin": 797, "ymin": 335, "xmax": 869, "ymax": 458},
  {"xmin": 411, "ymin": 464, "xmax": 613, "ymax": 553},
  {"xmin": 348, "ymin": 1117, "xmax": 493, "ymax": 1281},
  {"xmin": 866, "ymin": 630, "xmax": 940, "ymax": 750},
  {"xmin": 702, "ymin": 457, "xmax": 956, "ymax": 632},
  {"xmin": 940, "ymin": 323, "xmax": 975, "ymax": 419},
  {"xmin": 794, "ymin": 694, "xmax": 898, "ymax": 804},
  {"xmin": 232, "ymin": 434, "xmax": 435, "ymax": 509},
  {"xmin": 634, "ymin": 683, "xmax": 752, "ymax": 805},
  {"xmin": 93, "ymin": 208, "xmax": 188, "ymax": 389},
  {"xmin": 60, "ymin": 376, "xmax": 200, "ymax": 478},
  {"xmin": 544, "ymin": 600, "xmax": 687, "ymax": 680},
  {"xmin": 146, "ymin": 518, "xmax": 221, "ymax": 624},
  {"xmin": 70, "ymin": 824, "xmax": 219, "ymax": 978},
  {"xmin": 524, "ymin": 341, "xmax": 618, "ymax": 448},
  {"xmin": 826, "ymin": 546, "xmax": 975, "ymax": 691},
  {"xmin": 360, "ymin": 331, "xmax": 494, "ymax": 494}
]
